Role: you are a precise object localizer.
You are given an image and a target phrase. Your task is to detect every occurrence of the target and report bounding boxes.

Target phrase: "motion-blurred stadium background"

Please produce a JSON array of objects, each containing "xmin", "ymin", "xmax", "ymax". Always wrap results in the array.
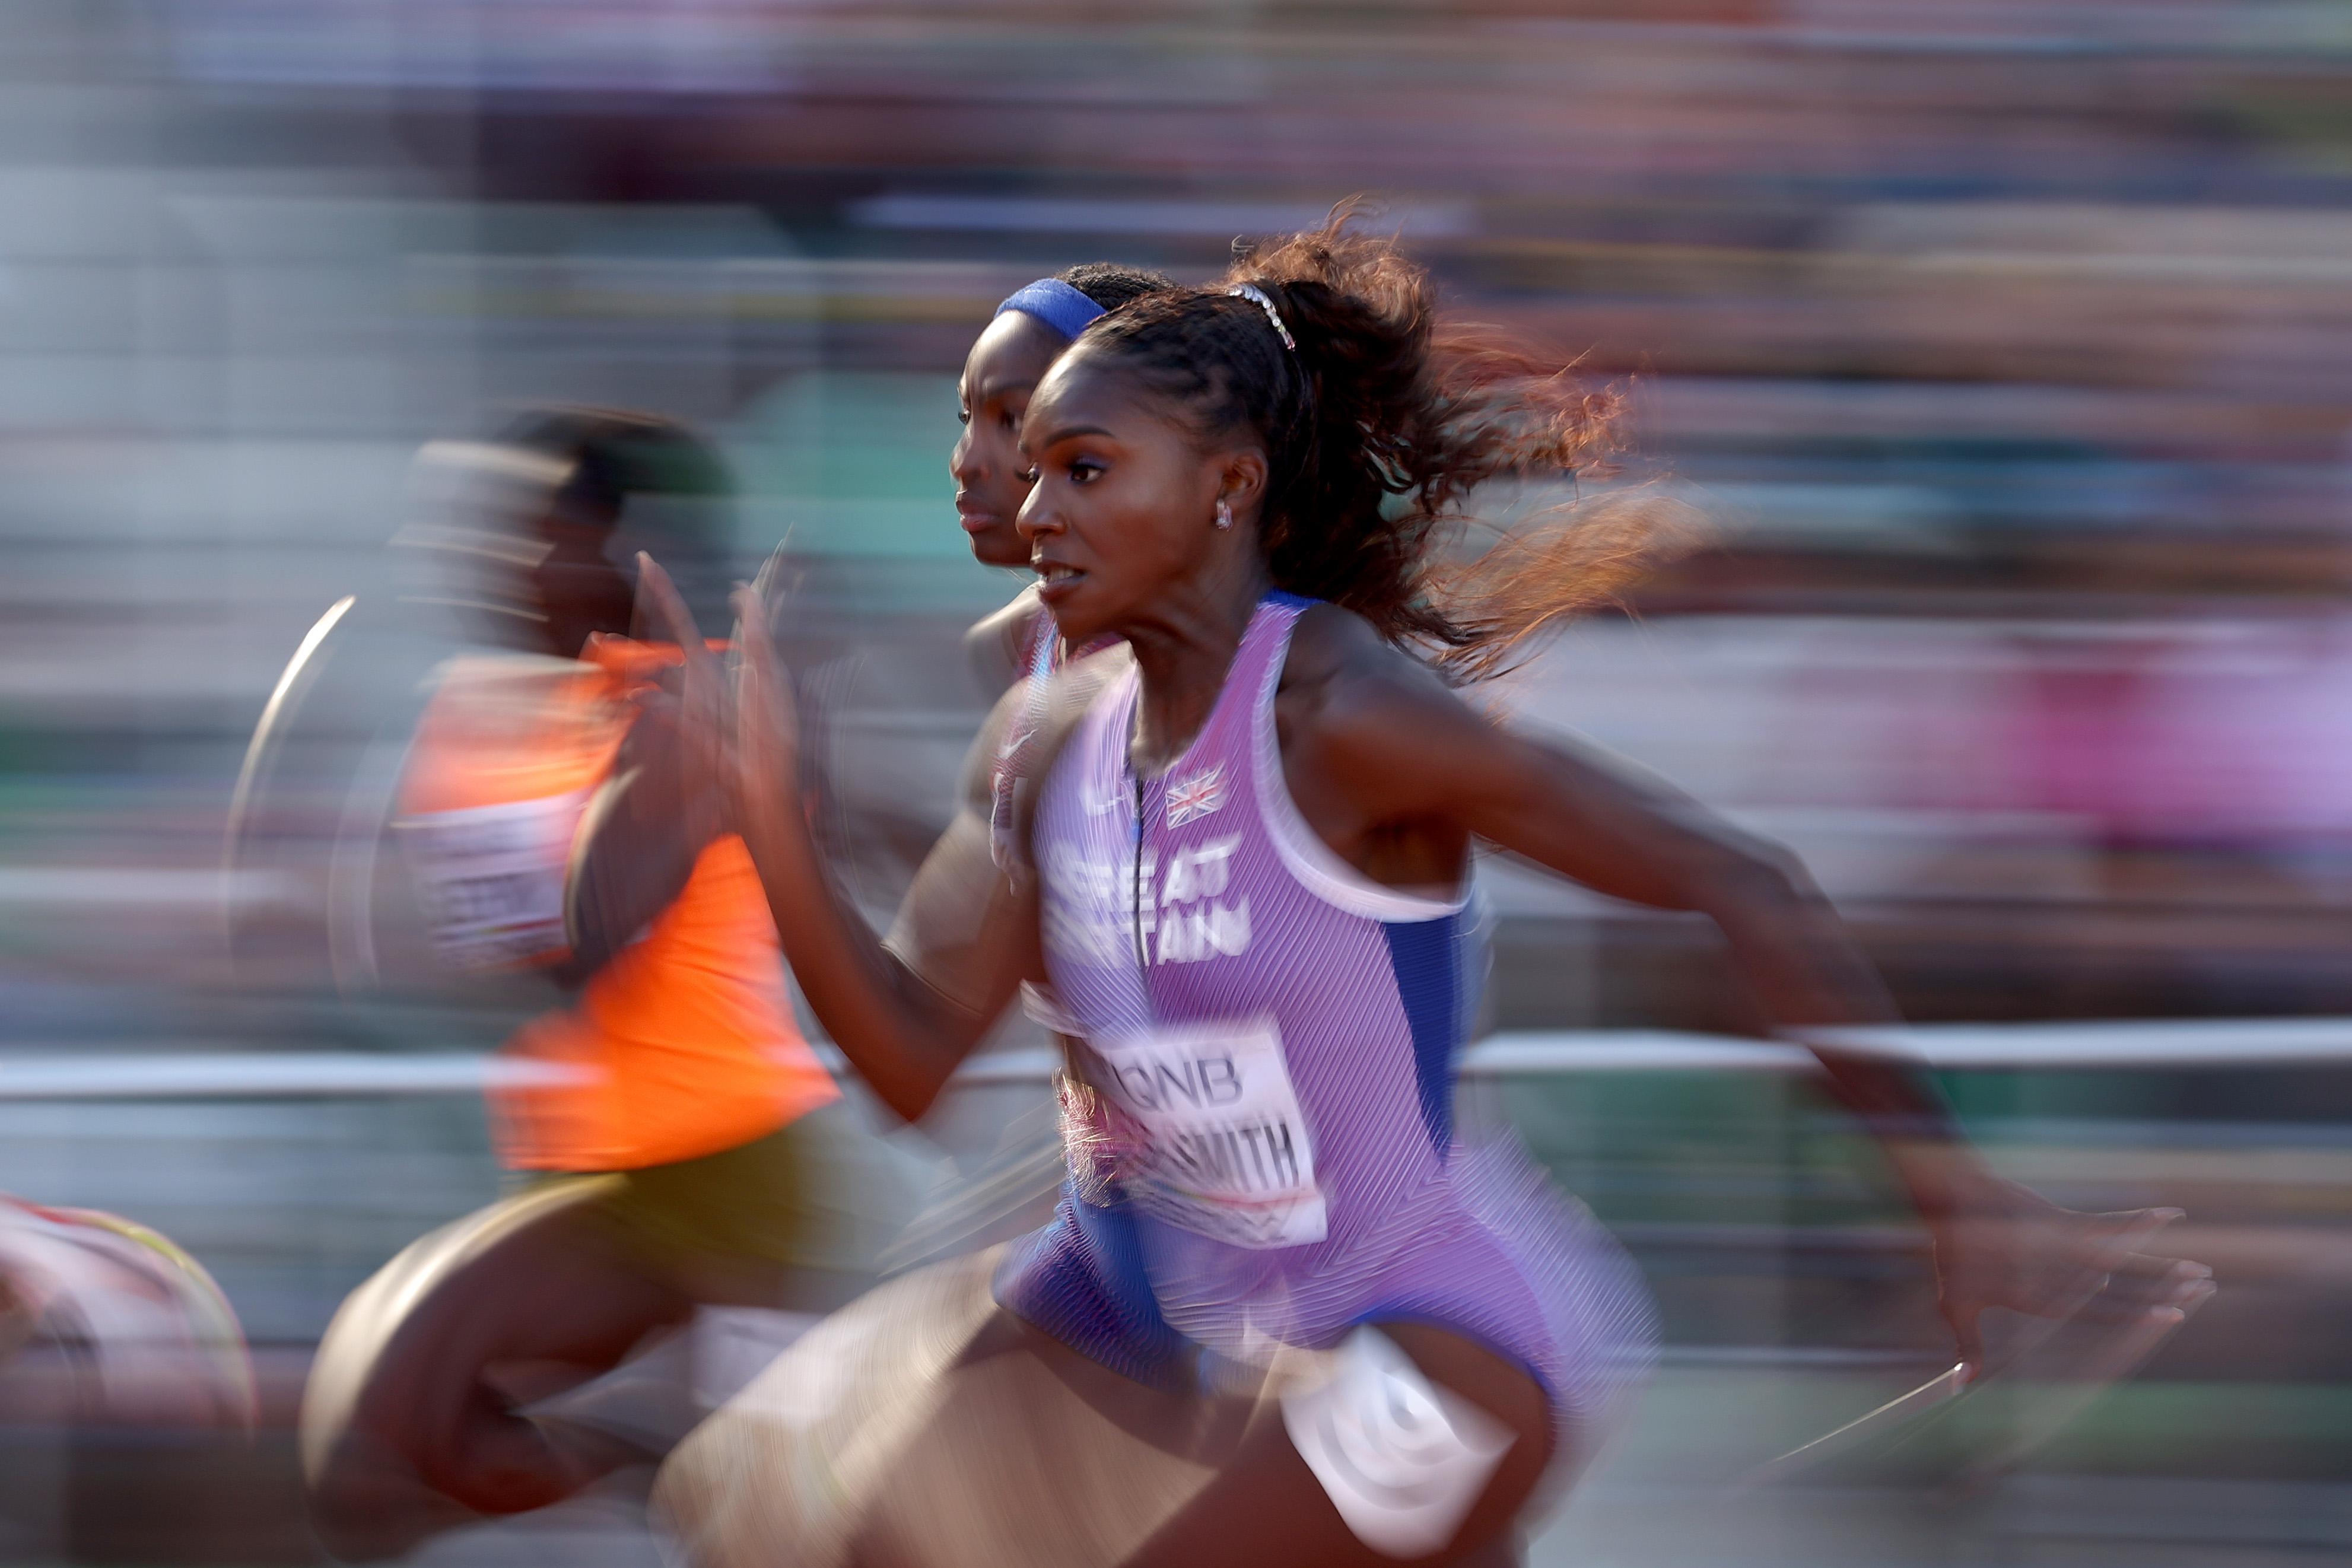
[{"xmin": 5, "ymin": 2, "xmax": 2352, "ymax": 1563}]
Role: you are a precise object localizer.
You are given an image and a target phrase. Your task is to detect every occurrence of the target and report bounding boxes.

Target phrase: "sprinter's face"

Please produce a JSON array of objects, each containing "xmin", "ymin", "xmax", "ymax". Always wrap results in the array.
[
  {"xmin": 952, "ymin": 311, "xmax": 1067, "ymax": 569},
  {"xmin": 1016, "ymin": 348, "xmax": 1246, "ymax": 645}
]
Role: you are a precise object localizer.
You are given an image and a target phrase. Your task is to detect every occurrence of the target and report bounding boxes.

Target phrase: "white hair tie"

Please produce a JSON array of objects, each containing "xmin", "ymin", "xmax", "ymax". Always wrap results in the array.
[{"xmin": 1228, "ymin": 284, "xmax": 1297, "ymax": 353}]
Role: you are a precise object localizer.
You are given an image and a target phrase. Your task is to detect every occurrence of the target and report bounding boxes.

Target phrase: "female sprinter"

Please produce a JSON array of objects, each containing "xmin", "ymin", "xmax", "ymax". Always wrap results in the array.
[
  {"xmin": 953, "ymin": 263, "xmax": 1172, "ymax": 699},
  {"xmin": 951, "ymin": 264, "xmax": 1172, "ymax": 877},
  {"xmin": 645, "ymin": 222, "xmax": 2213, "ymax": 1568}
]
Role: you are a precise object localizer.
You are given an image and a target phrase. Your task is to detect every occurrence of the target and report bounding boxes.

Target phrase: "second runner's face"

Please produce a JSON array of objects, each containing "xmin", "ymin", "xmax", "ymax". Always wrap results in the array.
[
  {"xmin": 952, "ymin": 311, "xmax": 1069, "ymax": 569},
  {"xmin": 1017, "ymin": 349, "xmax": 1226, "ymax": 645}
]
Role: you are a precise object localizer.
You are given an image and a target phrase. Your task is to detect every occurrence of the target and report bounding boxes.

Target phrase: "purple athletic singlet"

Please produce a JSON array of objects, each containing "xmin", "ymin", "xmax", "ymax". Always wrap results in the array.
[{"xmin": 994, "ymin": 592, "xmax": 1655, "ymax": 1447}]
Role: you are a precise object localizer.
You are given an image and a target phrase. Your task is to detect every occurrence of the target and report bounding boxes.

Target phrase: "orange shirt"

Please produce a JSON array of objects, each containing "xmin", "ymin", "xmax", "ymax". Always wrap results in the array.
[{"xmin": 398, "ymin": 638, "xmax": 838, "ymax": 1172}]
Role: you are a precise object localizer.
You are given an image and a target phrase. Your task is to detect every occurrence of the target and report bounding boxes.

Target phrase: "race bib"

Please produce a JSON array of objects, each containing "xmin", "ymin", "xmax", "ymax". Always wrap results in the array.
[
  {"xmin": 1085, "ymin": 1017, "xmax": 1326, "ymax": 1250},
  {"xmin": 393, "ymin": 789, "xmax": 590, "ymax": 971}
]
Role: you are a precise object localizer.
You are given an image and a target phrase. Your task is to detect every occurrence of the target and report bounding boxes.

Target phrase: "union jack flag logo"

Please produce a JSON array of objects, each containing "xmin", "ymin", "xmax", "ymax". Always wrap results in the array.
[{"xmin": 1163, "ymin": 764, "xmax": 1228, "ymax": 828}]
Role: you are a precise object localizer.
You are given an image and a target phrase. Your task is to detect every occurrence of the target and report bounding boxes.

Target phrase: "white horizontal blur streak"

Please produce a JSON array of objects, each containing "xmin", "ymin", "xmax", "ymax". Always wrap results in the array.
[
  {"xmin": 0, "ymin": 1052, "xmax": 587, "ymax": 1099},
  {"xmin": 6, "ymin": 1015, "xmax": 2318, "ymax": 1105},
  {"xmin": 0, "ymin": 868, "xmax": 303, "ymax": 909},
  {"xmin": 904, "ymin": 1019, "xmax": 2352, "ymax": 1087}
]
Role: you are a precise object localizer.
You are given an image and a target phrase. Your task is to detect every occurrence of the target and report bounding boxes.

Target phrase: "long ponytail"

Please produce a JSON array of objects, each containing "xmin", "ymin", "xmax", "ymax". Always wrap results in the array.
[{"xmin": 1076, "ymin": 207, "xmax": 1701, "ymax": 680}]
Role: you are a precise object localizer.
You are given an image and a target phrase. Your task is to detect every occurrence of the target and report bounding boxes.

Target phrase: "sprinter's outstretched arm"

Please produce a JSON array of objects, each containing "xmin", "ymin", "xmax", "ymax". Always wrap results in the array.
[{"xmin": 1278, "ymin": 603, "xmax": 2214, "ymax": 1375}]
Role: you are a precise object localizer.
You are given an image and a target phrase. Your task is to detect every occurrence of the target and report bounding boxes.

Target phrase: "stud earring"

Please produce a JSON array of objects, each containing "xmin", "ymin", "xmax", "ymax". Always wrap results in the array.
[{"xmin": 1214, "ymin": 497, "xmax": 1234, "ymax": 530}]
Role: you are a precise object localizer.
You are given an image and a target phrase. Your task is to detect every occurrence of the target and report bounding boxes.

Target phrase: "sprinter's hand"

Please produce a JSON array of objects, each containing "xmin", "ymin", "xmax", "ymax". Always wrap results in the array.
[{"xmin": 1923, "ymin": 1177, "xmax": 2213, "ymax": 1379}]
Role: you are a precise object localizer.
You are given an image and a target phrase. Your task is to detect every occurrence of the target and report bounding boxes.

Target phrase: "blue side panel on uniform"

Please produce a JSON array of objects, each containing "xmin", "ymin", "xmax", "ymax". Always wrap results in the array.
[
  {"xmin": 1381, "ymin": 913, "xmax": 1462, "ymax": 1155},
  {"xmin": 993, "ymin": 1184, "xmax": 1192, "ymax": 1390}
]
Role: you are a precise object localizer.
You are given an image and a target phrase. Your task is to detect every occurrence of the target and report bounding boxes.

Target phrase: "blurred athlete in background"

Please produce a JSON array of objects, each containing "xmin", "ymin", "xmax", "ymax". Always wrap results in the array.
[
  {"xmin": 298, "ymin": 409, "xmax": 895, "ymax": 1560},
  {"xmin": 853, "ymin": 265, "xmax": 1180, "ymax": 1277},
  {"xmin": 0, "ymin": 1196, "xmax": 253, "ymax": 1435}
]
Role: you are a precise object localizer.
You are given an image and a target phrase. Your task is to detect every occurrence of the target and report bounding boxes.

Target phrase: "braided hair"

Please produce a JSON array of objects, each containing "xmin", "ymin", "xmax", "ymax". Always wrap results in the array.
[
  {"xmin": 1058, "ymin": 261, "xmax": 1176, "ymax": 314},
  {"xmin": 1071, "ymin": 210, "xmax": 1695, "ymax": 680}
]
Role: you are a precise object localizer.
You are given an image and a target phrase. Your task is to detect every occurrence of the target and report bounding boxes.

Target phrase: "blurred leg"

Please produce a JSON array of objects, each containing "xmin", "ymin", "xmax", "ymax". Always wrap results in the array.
[
  {"xmin": 661, "ymin": 1270, "xmax": 1564, "ymax": 1568},
  {"xmin": 301, "ymin": 1179, "xmax": 695, "ymax": 1561},
  {"xmin": 1118, "ymin": 1320, "xmax": 1559, "ymax": 1568}
]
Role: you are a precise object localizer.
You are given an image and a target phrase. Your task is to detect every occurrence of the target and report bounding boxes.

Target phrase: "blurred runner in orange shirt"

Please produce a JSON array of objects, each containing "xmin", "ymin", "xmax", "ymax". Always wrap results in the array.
[{"xmin": 300, "ymin": 409, "xmax": 891, "ymax": 1560}]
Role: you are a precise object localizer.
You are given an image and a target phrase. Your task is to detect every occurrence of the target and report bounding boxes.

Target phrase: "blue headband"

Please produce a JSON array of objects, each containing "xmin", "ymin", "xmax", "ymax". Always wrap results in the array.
[{"xmin": 994, "ymin": 278, "xmax": 1106, "ymax": 341}]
